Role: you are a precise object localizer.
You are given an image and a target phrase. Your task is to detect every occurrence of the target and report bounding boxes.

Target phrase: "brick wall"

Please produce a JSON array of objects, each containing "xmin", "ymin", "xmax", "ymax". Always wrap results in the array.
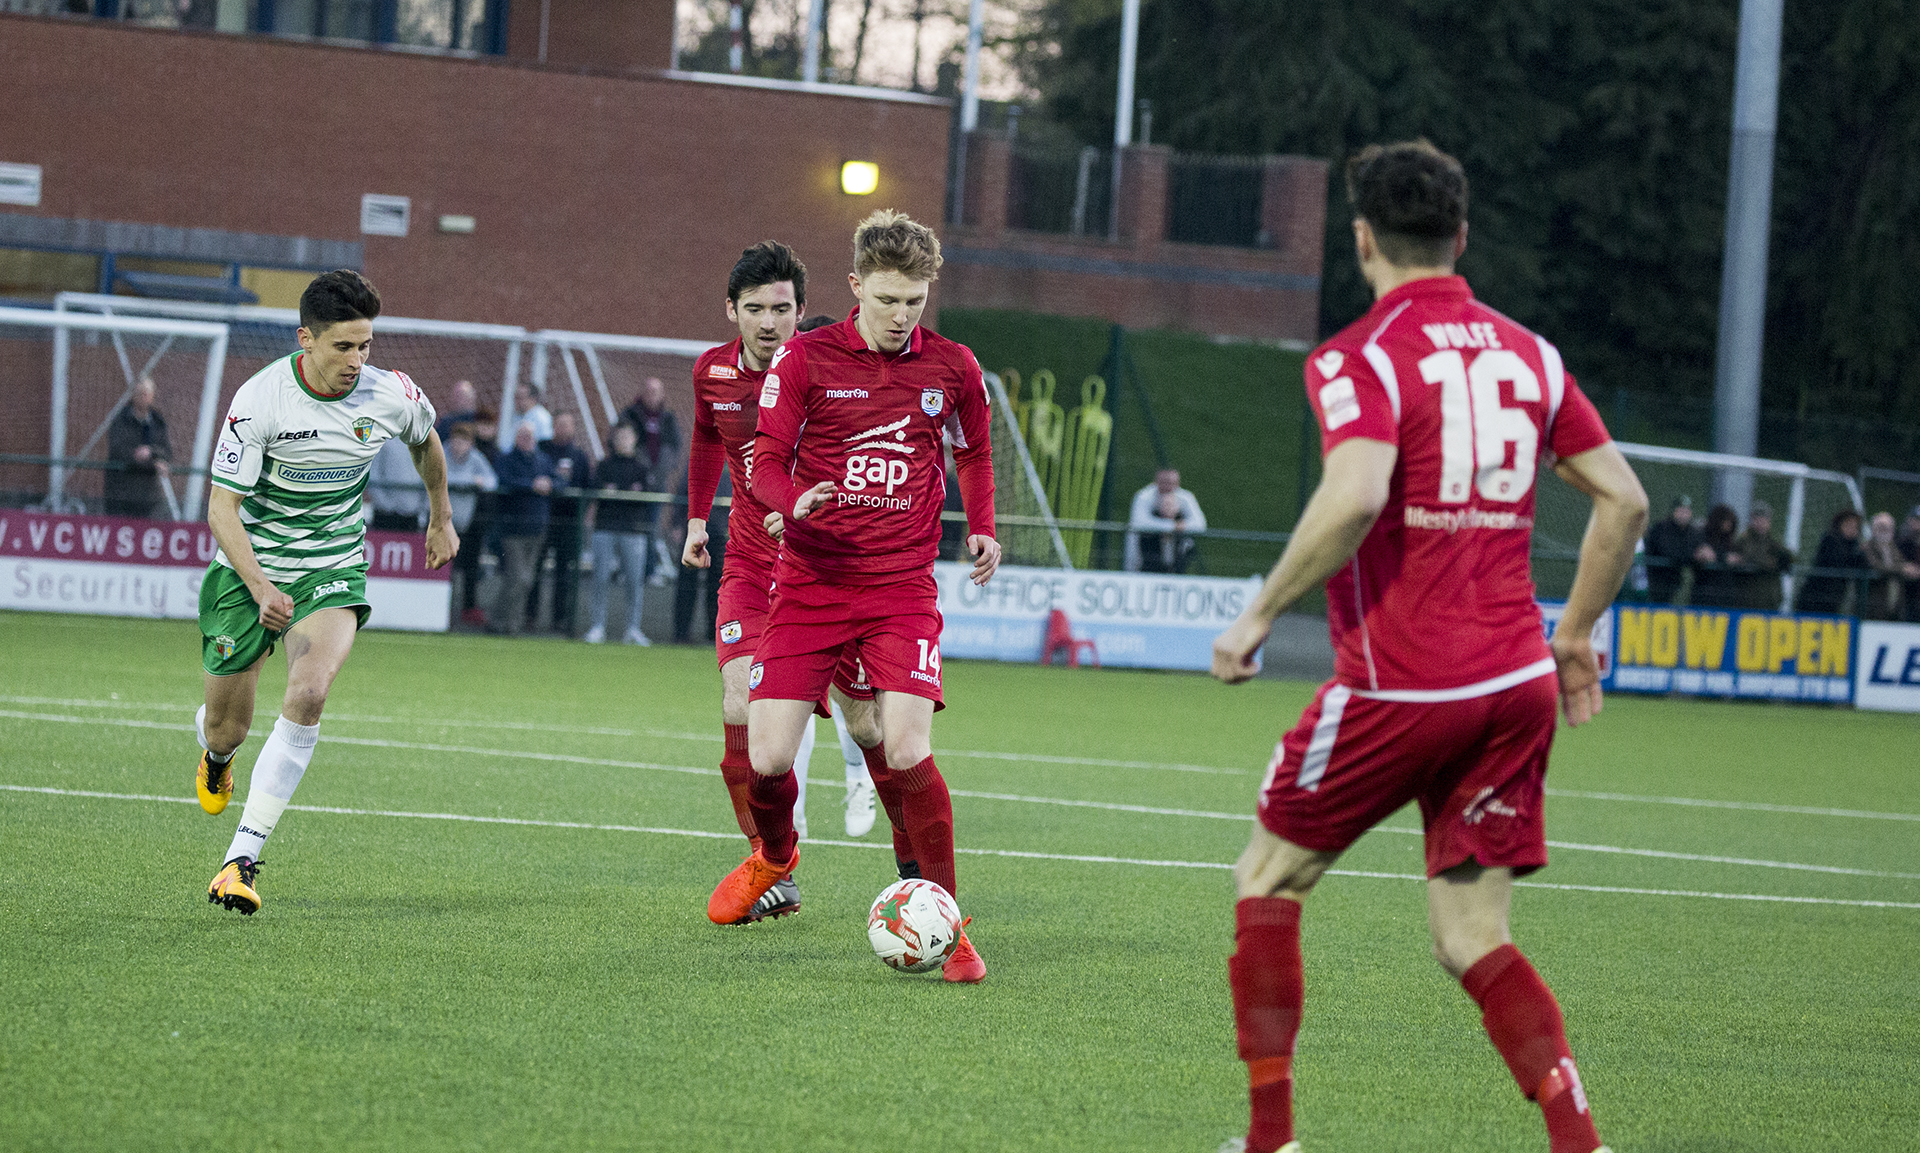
[
  {"xmin": 0, "ymin": 14, "xmax": 950, "ymax": 341},
  {"xmin": 942, "ymin": 133, "xmax": 1327, "ymax": 344}
]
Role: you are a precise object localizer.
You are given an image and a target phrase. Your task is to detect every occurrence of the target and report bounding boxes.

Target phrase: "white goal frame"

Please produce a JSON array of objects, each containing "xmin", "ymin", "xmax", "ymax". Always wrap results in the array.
[{"xmin": 7, "ymin": 305, "xmax": 231, "ymax": 519}]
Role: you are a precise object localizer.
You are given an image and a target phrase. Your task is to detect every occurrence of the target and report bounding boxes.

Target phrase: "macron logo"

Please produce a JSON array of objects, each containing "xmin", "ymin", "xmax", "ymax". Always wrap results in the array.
[
  {"xmin": 825, "ymin": 388, "xmax": 870, "ymax": 399},
  {"xmin": 711, "ymin": 401, "xmax": 742, "ymax": 412}
]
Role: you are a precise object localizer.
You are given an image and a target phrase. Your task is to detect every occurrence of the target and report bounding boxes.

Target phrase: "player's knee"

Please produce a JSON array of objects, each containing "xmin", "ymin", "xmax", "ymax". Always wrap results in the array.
[
  {"xmin": 282, "ymin": 683, "xmax": 329, "ymax": 724},
  {"xmin": 1430, "ymin": 925, "xmax": 1500, "ymax": 979},
  {"xmin": 845, "ymin": 710, "xmax": 882, "ymax": 749},
  {"xmin": 883, "ymin": 739, "xmax": 930, "ymax": 772}
]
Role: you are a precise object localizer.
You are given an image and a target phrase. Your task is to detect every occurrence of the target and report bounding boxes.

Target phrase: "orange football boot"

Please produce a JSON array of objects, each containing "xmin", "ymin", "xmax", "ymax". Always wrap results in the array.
[
  {"xmin": 207, "ymin": 857, "xmax": 262, "ymax": 915},
  {"xmin": 707, "ymin": 846, "xmax": 798, "ymax": 925},
  {"xmin": 943, "ymin": 917, "xmax": 986, "ymax": 983},
  {"xmin": 196, "ymin": 751, "xmax": 234, "ymax": 815}
]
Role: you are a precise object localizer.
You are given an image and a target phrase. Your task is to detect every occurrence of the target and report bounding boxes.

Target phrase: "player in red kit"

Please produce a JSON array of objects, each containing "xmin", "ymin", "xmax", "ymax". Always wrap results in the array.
[
  {"xmin": 704, "ymin": 211, "xmax": 1001, "ymax": 983},
  {"xmin": 685, "ymin": 241, "xmax": 891, "ymax": 923},
  {"xmin": 1211, "ymin": 141, "xmax": 1647, "ymax": 1153}
]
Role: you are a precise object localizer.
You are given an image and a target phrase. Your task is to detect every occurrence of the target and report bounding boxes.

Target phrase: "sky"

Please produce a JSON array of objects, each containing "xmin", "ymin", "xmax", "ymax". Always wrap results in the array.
[{"xmin": 673, "ymin": 0, "xmax": 1033, "ymax": 101}]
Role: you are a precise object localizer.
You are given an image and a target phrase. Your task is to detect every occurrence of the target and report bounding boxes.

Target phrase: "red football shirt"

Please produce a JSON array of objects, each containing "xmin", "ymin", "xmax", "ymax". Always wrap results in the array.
[
  {"xmin": 1308, "ymin": 276, "xmax": 1611, "ymax": 697},
  {"xmin": 752, "ymin": 310, "xmax": 995, "ymax": 585},
  {"xmin": 689, "ymin": 338, "xmax": 780, "ymax": 578}
]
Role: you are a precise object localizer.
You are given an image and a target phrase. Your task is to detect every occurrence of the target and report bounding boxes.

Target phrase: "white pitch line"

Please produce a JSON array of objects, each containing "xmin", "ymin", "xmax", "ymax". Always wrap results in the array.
[
  {"xmin": 5, "ymin": 784, "xmax": 1917, "ymax": 910},
  {"xmin": 3, "ymin": 708, "xmax": 1913, "ymax": 882},
  {"xmin": 1544, "ymin": 788, "xmax": 1920, "ymax": 824},
  {"xmin": 0, "ymin": 696, "xmax": 1239, "ymax": 775}
]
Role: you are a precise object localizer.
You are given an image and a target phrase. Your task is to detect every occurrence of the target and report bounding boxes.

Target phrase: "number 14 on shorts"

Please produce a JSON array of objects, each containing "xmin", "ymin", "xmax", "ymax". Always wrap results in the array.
[{"xmin": 912, "ymin": 638, "xmax": 941, "ymax": 686}]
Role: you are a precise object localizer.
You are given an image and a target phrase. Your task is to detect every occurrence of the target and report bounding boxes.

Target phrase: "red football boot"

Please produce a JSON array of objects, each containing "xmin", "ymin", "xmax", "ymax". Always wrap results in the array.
[
  {"xmin": 707, "ymin": 846, "xmax": 798, "ymax": 925},
  {"xmin": 943, "ymin": 918, "xmax": 986, "ymax": 983}
]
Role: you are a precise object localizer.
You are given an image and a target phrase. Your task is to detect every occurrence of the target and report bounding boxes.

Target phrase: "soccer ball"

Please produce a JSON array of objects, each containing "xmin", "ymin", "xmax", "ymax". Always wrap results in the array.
[{"xmin": 866, "ymin": 879, "xmax": 962, "ymax": 973}]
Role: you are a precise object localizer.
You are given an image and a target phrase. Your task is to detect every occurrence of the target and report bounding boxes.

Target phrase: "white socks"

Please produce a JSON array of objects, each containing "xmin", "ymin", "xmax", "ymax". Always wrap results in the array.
[
  {"xmin": 224, "ymin": 715, "xmax": 319, "ymax": 864},
  {"xmin": 791, "ymin": 714, "xmax": 819, "ymax": 838},
  {"xmin": 831, "ymin": 707, "xmax": 870, "ymax": 789}
]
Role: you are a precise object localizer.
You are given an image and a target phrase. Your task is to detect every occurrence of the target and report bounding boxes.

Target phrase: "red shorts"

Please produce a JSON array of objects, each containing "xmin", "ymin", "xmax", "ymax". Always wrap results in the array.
[
  {"xmin": 715, "ymin": 566, "xmax": 871, "ymax": 708},
  {"xmin": 1257, "ymin": 670, "xmax": 1558, "ymax": 878},
  {"xmin": 749, "ymin": 570, "xmax": 944, "ymax": 709}
]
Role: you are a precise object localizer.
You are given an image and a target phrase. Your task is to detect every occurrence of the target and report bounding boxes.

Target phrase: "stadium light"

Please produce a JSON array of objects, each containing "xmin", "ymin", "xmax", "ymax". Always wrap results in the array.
[{"xmin": 840, "ymin": 161, "xmax": 879, "ymax": 196}]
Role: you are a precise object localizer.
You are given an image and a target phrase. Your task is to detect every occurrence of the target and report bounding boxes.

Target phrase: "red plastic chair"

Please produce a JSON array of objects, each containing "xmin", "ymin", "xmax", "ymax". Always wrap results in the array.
[{"xmin": 1041, "ymin": 609, "xmax": 1099, "ymax": 668}]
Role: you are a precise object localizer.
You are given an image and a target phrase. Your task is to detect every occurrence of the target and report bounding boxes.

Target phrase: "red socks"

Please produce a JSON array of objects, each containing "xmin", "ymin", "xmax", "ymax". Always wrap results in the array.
[
  {"xmin": 896, "ymin": 756, "xmax": 956, "ymax": 897},
  {"xmin": 745, "ymin": 770, "xmax": 798, "ymax": 866},
  {"xmin": 1229, "ymin": 897, "xmax": 1302, "ymax": 1153},
  {"xmin": 720, "ymin": 724, "xmax": 758, "ymax": 848},
  {"xmin": 1461, "ymin": 944, "xmax": 1602, "ymax": 1153},
  {"xmin": 862, "ymin": 743, "xmax": 918, "ymax": 867}
]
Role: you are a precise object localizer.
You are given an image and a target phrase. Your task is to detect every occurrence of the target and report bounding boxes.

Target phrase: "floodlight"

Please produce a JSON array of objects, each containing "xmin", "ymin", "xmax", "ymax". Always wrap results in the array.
[{"xmin": 841, "ymin": 161, "xmax": 879, "ymax": 196}]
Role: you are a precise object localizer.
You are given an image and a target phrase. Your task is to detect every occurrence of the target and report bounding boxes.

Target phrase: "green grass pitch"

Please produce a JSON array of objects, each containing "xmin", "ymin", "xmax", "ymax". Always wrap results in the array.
[{"xmin": 2, "ymin": 610, "xmax": 1917, "ymax": 1152}]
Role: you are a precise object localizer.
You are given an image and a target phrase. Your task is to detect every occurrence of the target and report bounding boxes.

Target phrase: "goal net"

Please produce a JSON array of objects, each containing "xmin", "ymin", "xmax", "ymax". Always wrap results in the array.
[
  {"xmin": 1532, "ymin": 441, "xmax": 1863, "ymax": 609},
  {"xmin": 984, "ymin": 371, "xmax": 1072, "ymax": 569},
  {"xmin": 1, "ymin": 306, "xmax": 229, "ymax": 518}
]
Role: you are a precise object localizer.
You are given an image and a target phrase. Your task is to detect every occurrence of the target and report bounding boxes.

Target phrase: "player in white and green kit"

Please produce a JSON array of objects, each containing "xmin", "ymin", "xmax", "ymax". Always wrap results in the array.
[{"xmin": 196, "ymin": 270, "xmax": 457, "ymax": 915}]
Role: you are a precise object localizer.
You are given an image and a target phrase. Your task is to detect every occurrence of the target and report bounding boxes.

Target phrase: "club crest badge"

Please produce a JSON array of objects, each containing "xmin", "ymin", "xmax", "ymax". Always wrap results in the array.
[
  {"xmin": 720, "ymin": 620, "xmax": 743, "ymax": 644},
  {"xmin": 748, "ymin": 662, "xmax": 765, "ymax": 689},
  {"xmin": 352, "ymin": 417, "xmax": 376, "ymax": 444},
  {"xmin": 213, "ymin": 635, "xmax": 236, "ymax": 660},
  {"xmin": 920, "ymin": 388, "xmax": 943, "ymax": 417}
]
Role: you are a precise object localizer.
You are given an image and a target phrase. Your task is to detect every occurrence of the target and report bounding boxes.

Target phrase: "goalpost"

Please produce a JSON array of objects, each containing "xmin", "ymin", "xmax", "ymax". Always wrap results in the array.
[{"xmin": 3, "ymin": 306, "xmax": 230, "ymax": 518}]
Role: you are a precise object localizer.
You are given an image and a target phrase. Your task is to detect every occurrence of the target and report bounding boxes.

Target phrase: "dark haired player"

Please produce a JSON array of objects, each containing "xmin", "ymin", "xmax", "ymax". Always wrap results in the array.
[
  {"xmin": 195, "ymin": 270, "xmax": 457, "ymax": 915},
  {"xmin": 705, "ymin": 210, "xmax": 1000, "ymax": 983},
  {"xmin": 1212, "ymin": 141, "xmax": 1646, "ymax": 1153},
  {"xmin": 684, "ymin": 242, "xmax": 892, "ymax": 923}
]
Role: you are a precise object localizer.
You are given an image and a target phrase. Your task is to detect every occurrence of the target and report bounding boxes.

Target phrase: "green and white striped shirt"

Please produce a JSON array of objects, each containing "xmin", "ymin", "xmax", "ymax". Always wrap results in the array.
[{"xmin": 208, "ymin": 353, "xmax": 436, "ymax": 581}]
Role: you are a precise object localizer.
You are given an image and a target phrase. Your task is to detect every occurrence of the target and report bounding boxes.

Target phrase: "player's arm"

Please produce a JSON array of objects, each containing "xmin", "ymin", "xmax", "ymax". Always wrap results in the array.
[
  {"xmin": 1549, "ymin": 441, "xmax": 1649, "ymax": 725},
  {"xmin": 683, "ymin": 402, "xmax": 724, "ymax": 568},
  {"xmin": 1211, "ymin": 437, "xmax": 1397, "ymax": 684},
  {"xmin": 952, "ymin": 353, "xmax": 1000, "ymax": 585},
  {"xmin": 407, "ymin": 429, "xmax": 459, "ymax": 570},
  {"xmin": 206, "ymin": 486, "xmax": 294, "ymax": 632}
]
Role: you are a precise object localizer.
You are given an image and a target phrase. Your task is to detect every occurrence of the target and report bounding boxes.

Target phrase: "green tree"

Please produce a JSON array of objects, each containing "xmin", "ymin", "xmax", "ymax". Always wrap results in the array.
[{"xmin": 1015, "ymin": 0, "xmax": 1919, "ymax": 466}]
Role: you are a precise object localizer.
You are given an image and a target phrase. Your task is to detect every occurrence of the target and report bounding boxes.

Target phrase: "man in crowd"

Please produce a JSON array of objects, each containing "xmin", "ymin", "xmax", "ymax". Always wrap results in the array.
[
  {"xmin": 1209, "ymin": 140, "xmax": 1642, "ymax": 1153},
  {"xmin": 104, "ymin": 375, "xmax": 173, "ymax": 517},
  {"xmin": 434, "ymin": 378, "xmax": 478, "ymax": 441},
  {"xmin": 534, "ymin": 412, "xmax": 594, "ymax": 634},
  {"xmin": 586, "ymin": 422, "xmax": 653, "ymax": 645},
  {"xmin": 708, "ymin": 213, "xmax": 1000, "ymax": 984},
  {"xmin": 1901, "ymin": 507, "xmax": 1920, "ymax": 621},
  {"xmin": 1642, "ymin": 495, "xmax": 1700, "ymax": 603},
  {"xmin": 509, "ymin": 382, "xmax": 553, "ymax": 444},
  {"xmin": 1125, "ymin": 467, "xmax": 1207, "ymax": 572},
  {"xmin": 494, "ymin": 422, "xmax": 555, "ymax": 636},
  {"xmin": 443, "ymin": 422, "xmax": 497, "ymax": 625},
  {"xmin": 1732, "ymin": 499, "xmax": 1793, "ymax": 611}
]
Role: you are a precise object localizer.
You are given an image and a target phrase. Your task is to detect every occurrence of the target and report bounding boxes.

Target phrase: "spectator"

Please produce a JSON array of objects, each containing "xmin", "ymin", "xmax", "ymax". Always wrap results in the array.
[
  {"xmin": 1796, "ymin": 509, "xmax": 1867, "ymax": 614},
  {"xmin": 493, "ymin": 422, "xmax": 556, "ymax": 635},
  {"xmin": 1687, "ymin": 503, "xmax": 1745, "ymax": 608},
  {"xmin": 367, "ymin": 436, "xmax": 427, "ymax": 531},
  {"xmin": 103, "ymin": 375, "xmax": 173, "ymax": 517},
  {"xmin": 508, "ymin": 383, "xmax": 554, "ymax": 445},
  {"xmin": 672, "ymin": 468, "xmax": 726, "ymax": 643},
  {"xmin": 1862, "ymin": 511, "xmax": 1914, "ymax": 621},
  {"xmin": 1732, "ymin": 500, "xmax": 1793, "ymax": 611},
  {"xmin": 1125, "ymin": 467, "xmax": 1206, "ymax": 573},
  {"xmin": 584, "ymin": 423, "xmax": 653, "ymax": 645},
  {"xmin": 472, "ymin": 405, "xmax": 502, "ymax": 464},
  {"xmin": 530, "ymin": 412, "xmax": 594, "ymax": 634},
  {"xmin": 1901, "ymin": 507, "xmax": 1920, "ymax": 622},
  {"xmin": 442, "ymin": 422, "xmax": 498, "ymax": 628},
  {"xmin": 620, "ymin": 376, "xmax": 684, "ymax": 500},
  {"xmin": 1642, "ymin": 495, "xmax": 1701, "ymax": 604},
  {"xmin": 435, "ymin": 378, "xmax": 479, "ymax": 442}
]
